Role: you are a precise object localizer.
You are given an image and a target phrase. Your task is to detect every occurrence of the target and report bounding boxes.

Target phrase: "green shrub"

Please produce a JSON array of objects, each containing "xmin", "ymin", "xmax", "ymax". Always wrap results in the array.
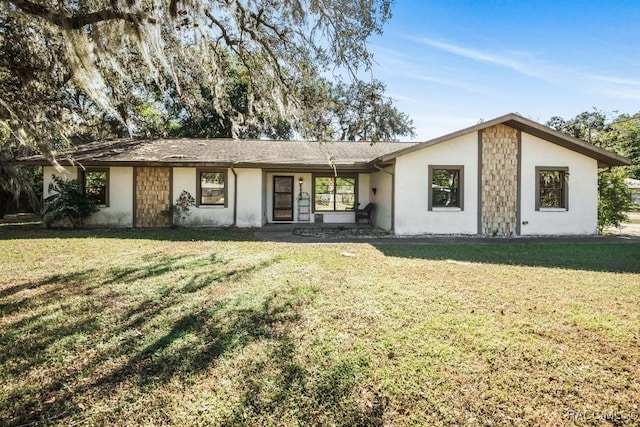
[
  {"xmin": 173, "ymin": 190, "xmax": 196, "ymax": 226},
  {"xmin": 43, "ymin": 175, "xmax": 99, "ymax": 228},
  {"xmin": 598, "ymin": 169, "xmax": 633, "ymax": 231}
]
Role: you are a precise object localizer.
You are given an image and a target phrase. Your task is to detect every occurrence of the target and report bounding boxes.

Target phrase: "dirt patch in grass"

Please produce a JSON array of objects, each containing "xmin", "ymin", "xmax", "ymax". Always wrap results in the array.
[{"xmin": 1, "ymin": 227, "xmax": 639, "ymax": 426}]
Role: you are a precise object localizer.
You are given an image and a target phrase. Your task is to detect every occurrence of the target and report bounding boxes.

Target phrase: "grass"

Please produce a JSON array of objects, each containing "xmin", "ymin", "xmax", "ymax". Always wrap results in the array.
[{"xmin": 1, "ymin": 226, "xmax": 639, "ymax": 426}]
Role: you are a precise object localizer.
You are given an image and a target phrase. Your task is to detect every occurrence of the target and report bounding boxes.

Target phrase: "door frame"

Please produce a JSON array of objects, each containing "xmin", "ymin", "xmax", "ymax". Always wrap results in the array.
[{"xmin": 272, "ymin": 175, "xmax": 294, "ymax": 222}]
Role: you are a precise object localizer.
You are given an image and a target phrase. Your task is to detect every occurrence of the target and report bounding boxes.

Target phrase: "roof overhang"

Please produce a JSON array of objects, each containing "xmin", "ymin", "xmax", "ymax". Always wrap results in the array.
[
  {"xmin": 20, "ymin": 114, "xmax": 631, "ymax": 170},
  {"xmin": 370, "ymin": 113, "xmax": 631, "ymax": 168},
  {"xmin": 19, "ymin": 138, "xmax": 415, "ymax": 171},
  {"xmin": 21, "ymin": 158, "xmax": 383, "ymax": 173}
]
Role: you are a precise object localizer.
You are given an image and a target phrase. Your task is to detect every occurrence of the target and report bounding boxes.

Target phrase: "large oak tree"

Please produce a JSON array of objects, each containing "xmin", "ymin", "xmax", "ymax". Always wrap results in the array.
[
  {"xmin": 1, "ymin": 0, "xmax": 397, "ymax": 148},
  {"xmin": 1, "ymin": 0, "xmax": 416, "ymax": 216}
]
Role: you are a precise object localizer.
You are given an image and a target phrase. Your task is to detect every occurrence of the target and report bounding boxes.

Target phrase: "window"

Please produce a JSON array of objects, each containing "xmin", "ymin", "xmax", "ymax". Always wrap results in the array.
[
  {"xmin": 536, "ymin": 167, "xmax": 568, "ymax": 210},
  {"xmin": 314, "ymin": 175, "xmax": 356, "ymax": 211},
  {"xmin": 428, "ymin": 166, "xmax": 463, "ymax": 210},
  {"xmin": 83, "ymin": 168, "xmax": 109, "ymax": 206},
  {"xmin": 197, "ymin": 170, "xmax": 227, "ymax": 206}
]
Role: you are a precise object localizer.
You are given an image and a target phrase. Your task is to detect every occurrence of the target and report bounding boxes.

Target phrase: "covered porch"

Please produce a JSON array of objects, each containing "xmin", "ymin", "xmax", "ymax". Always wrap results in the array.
[{"xmin": 261, "ymin": 168, "xmax": 394, "ymax": 230}]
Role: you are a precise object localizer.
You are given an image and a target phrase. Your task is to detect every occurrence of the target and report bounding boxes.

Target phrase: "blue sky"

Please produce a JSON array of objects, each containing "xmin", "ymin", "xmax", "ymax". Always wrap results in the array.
[{"xmin": 367, "ymin": 1, "xmax": 640, "ymax": 141}]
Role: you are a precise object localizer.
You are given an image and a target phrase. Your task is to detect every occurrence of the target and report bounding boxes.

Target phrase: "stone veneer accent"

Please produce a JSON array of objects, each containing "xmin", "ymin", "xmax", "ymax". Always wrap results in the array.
[
  {"xmin": 480, "ymin": 125, "xmax": 519, "ymax": 236},
  {"xmin": 135, "ymin": 167, "xmax": 171, "ymax": 227}
]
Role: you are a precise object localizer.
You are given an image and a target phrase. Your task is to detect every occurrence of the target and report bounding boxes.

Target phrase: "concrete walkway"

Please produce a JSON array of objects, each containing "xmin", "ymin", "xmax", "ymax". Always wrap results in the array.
[{"xmin": 254, "ymin": 223, "xmax": 640, "ymax": 244}]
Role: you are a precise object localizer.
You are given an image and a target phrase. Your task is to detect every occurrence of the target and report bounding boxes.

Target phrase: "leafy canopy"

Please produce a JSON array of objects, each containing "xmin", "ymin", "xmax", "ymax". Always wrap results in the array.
[
  {"xmin": 1, "ymin": 0, "xmax": 400, "ymax": 150},
  {"xmin": 547, "ymin": 109, "xmax": 639, "ymax": 229},
  {"xmin": 547, "ymin": 109, "xmax": 640, "ymax": 179}
]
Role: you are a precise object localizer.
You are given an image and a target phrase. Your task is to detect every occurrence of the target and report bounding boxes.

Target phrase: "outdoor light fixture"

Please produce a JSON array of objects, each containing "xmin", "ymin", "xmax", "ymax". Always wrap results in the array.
[
  {"xmin": 299, "ymin": 177, "xmax": 303, "ymax": 194},
  {"xmin": 372, "ymin": 187, "xmax": 377, "ymax": 195}
]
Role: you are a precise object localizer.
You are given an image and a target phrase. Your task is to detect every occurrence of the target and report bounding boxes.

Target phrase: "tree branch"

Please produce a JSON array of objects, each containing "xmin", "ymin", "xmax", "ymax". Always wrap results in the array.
[
  {"xmin": 204, "ymin": 8, "xmax": 241, "ymax": 48},
  {"xmin": 8, "ymin": 0, "xmax": 143, "ymax": 29}
]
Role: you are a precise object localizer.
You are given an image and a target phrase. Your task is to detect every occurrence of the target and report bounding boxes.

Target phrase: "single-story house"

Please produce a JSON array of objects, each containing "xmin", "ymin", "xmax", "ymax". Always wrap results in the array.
[{"xmin": 25, "ymin": 113, "xmax": 630, "ymax": 236}]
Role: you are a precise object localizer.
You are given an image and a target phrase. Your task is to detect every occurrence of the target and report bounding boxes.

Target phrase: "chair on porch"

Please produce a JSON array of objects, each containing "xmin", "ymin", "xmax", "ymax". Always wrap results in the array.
[{"xmin": 355, "ymin": 203, "xmax": 375, "ymax": 227}]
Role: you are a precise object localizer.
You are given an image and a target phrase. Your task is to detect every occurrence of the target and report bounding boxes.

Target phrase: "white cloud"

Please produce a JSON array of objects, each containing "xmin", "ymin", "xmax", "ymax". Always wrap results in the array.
[
  {"xmin": 587, "ymin": 74, "xmax": 640, "ymax": 87},
  {"xmin": 603, "ymin": 89, "xmax": 640, "ymax": 101},
  {"xmin": 370, "ymin": 45, "xmax": 487, "ymax": 93},
  {"xmin": 400, "ymin": 70, "xmax": 489, "ymax": 94},
  {"xmin": 400, "ymin": 35, "xmax": 640, "ymax": 103},
  {"xmin": 403, "ymin": 35, "xmax": 551, "ymax": 80},
  {"xmin": 584, "ymin": 74, "xmax": 640, "ymax": 100},
  {"xmin": 409, "ymin": 114, "xmax": 482, "ymax": 141}
]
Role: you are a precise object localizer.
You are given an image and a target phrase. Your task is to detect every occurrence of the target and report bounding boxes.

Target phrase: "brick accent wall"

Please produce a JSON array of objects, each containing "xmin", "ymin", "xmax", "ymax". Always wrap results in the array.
[
  {"xmin": 480, "ymin": 125, "xmax": 519, "ymax": 236},
  {"xmin": 135, "ymin": 167, "xmax": 171, "ymax": 227}
]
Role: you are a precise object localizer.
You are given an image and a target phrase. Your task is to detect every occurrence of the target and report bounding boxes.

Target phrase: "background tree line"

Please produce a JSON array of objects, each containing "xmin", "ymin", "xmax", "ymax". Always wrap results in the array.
[{"xmin": 546, "ymin": 110, "xmax": 640, "ymax": 229}]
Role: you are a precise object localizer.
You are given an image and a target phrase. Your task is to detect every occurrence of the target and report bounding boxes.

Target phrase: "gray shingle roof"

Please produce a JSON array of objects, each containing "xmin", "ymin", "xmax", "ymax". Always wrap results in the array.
[
  {"xmin": 23, "ymin": 114, "xmax": 629, "ymax": 169},
  {"xmin": 27, "ymin": 138, "xmax": 416, "ymax": 170}
]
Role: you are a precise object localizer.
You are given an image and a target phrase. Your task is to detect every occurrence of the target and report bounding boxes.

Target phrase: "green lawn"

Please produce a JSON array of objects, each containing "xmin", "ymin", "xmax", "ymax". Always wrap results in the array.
[{"xmin": 1, "ymin": 227, "xmax": 639, "ymax": 426}]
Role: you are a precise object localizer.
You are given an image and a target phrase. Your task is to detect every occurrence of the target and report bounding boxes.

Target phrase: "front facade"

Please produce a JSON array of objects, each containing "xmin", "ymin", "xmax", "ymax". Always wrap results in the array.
[
  {"xmin": 391, "ymin": 124, "xmax": 601, "ymax": 235},
  {"xmin": 34, "ymin": 114, "xmax": 629, "ymax": 236},
  {"xmin": 40, "ymin": 138, "xmax": 413, "ymax": 230},
  {"xmin": 42, "ymin": 166, "xmax": 389, "ymax": 229}
]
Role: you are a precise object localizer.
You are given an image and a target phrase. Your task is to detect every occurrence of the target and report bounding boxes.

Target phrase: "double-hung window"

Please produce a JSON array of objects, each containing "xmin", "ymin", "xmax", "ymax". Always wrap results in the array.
[
  {"xmin": 428, "ymin": 166, "xmax": 464, "ymax": 210},
  {"xmin": 82, "ymin": 168, "xmax": 109, "ymax": 206},
  {"xmin": 313, "ymin": 175, "xmax": 356, "ymax": 211},
  {"xmin": 197, "ymin": 170, "xmax": 227, "ymax": 207},
  {"xmin": 536, "ymin": 167, "xmax": 568, "ymax": 210}
]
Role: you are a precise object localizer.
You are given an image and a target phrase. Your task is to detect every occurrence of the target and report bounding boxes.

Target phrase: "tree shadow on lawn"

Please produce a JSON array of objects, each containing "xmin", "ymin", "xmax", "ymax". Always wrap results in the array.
[
  {"xmin": 218, "ymin": 335, "xmax": 384, "ymax": 427},
  {"xmin": 1, "ymin": 254, "xmax": 383, "ymax": 426},
  {"xmin": 1, "ymin": 253, "xmax": 263, "ymax": 420},
  {"xmin": 0, "ymin": 252, "xmax": 231, "ymax": 303},
  {"xmin": 374, "ymin": 242, "xmax": 640, "ymax": 273},
  {"xmin": 0, "ymin": 222, "xmax": 258, "ymax": 242}
]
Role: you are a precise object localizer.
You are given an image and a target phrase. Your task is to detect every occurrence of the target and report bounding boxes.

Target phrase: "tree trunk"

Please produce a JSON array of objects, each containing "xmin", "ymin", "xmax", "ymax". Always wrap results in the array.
[{"xmin": 0, "ymin": 189, "xmax": 8, "ymax": 219}]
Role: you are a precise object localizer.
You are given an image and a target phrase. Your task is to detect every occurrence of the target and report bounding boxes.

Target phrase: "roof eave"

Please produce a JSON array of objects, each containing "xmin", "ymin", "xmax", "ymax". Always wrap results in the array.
[
  {"xmin": 366, "ymin": 157, "xmax": 397, "ymax": 168},
  {"xmin": 22, "ymin": 158, "xmax": 378, "ymax": 171},
  {"xmin": 502, "ymin": 117, "xmax": 631, "ymax": 167},
  {"xmin": 376, "ymin": 113, "xmax": 631, "ymax": 167}
]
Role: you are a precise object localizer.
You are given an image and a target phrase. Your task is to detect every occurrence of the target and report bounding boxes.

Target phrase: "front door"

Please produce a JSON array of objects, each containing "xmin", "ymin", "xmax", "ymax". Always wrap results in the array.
[{"xmin": 273, "ymin": 176, "xmax": 294, "ymax": 221}]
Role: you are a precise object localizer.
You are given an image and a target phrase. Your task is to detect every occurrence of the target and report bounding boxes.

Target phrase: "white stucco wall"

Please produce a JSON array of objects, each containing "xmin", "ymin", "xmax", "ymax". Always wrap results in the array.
[
  {"xmin": 235, "ymin": 168, "xmax": 263, "ymax": 227},
  {"xmin": 261, "ymin": 172, "xmax": 268, "ymax": 226},
  {"xmin": 357, "ymin": 173, "xmax": 371, "ymax": 208},
  {"xmin": 520, "ymin": 134, "xmax": 598, "ymax": 235},
  {"xmin": 43, "ymin": 166, "xmax": 78, "ymax": 195},
  {"xmin": 44, "ymin": 166, "xmax": 133, "ymax": 227},
  {"xmin": 85, "ymin": 167, "xmax": 133, "ymax": 227},
  {"xmin": 369, "ymin": 168, "xmax": 394, "ymax": 231},
  {"xmin": 173, "ymin": 167, "xmax": 262, "ymax": 227},
  {"xmin": 173, "ymin": 167, "xmax": 231, "ymax": 226},
  {"xmin": 394, "ymin": 133, "xmax": 479, "ymax": 235},
  {"xmin": 317, "ymin": 212, "xmax": 351, "ymax": 223}
]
